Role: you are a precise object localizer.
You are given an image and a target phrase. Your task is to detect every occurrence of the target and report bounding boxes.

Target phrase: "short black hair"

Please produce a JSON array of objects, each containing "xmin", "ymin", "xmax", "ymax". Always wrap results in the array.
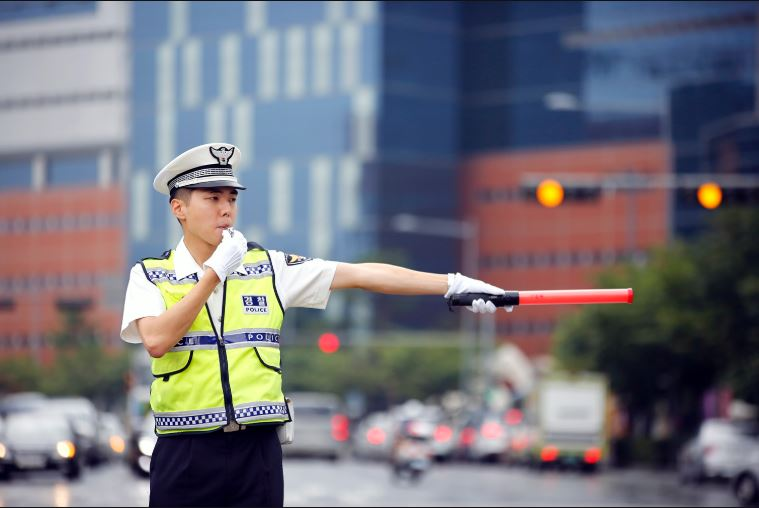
[{"xmin": 169, "ymin": 187, "xmax": 194, "ymax": 204}]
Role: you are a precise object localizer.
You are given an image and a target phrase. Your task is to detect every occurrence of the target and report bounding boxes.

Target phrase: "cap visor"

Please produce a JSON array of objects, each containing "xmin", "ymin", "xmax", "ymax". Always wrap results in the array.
[{"xmin": 181, "ymin": 181, "xmax": 246, "ymax": 191}]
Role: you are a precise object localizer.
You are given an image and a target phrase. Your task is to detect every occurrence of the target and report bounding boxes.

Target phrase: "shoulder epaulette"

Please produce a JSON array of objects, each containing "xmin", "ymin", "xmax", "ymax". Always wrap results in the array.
[{"xmin": 140, "ymin": 249, "xmax": 172, "ymax": 262}]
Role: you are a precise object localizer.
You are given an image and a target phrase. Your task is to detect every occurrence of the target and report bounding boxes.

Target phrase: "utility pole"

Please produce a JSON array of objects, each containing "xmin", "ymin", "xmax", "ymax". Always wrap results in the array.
[{"xmin": 389, "ymin": 214, "xmax": 482, "ymax": 394}]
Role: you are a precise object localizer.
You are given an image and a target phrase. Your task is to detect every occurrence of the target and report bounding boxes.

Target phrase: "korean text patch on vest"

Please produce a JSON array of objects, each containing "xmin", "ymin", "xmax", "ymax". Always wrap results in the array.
[{"xmin": 242, "ymin": 295, "xmax": 269, "ymax": 314}]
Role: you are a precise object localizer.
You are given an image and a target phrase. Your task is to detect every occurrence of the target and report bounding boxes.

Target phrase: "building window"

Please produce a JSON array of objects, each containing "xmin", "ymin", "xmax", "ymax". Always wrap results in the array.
[
  {"xmin": 270, "ymin": 159, "xmax": 292, "ymax": 233},
  {"xmin": 313, "ymin": 25, "xmax": 333, "ymax": 95},
  {"xmin": 47, "ymin": 152, "xmax": 99, "ymax": 187},
  {"xmin": 285, "ymin": 26, "xmax": 306, "ymax": 99},
  {"xmin": 259, "ymin": 31, "xmax": 279, "ymax": 101},
  {"xmin": 0, "ymin": 157, "xmax": 32, "ymax": 190},
  {"xmin": 0, "ymin": 1, "xmax": 96, "ymax": 23},
  {"xmin": 0, "ymin": 298, "xmax": 14, "ymax": 311}
]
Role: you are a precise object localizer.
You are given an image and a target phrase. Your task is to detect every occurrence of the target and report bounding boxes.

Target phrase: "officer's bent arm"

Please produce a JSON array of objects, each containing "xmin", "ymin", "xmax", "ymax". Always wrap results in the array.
[
  {"xmin": 135, "ymin": 268, "xmax": 221, "ymax": 358},
  {"xmin": 330, "ymin": 262, "xmax": 448, "ymax": 295}
]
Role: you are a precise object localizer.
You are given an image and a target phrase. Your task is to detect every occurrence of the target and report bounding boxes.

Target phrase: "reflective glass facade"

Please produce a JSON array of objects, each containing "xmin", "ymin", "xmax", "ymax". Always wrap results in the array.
[
  {"xmin": 130, "ymin": 1, "xmax": 380, "ymax": 268},
  {"xmin": 461, "ymin": 1, "xmax": 757, "ymax": 237}
]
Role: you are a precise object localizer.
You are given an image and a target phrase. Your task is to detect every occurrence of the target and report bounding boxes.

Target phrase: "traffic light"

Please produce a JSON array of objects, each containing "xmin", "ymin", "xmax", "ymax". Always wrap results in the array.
[
  {"xmin": 521, "ymin": 179, "xmax": 602, "ymax": 207},
  {"xmin": 680, "ymin": 182, "xmax": 759, "ymax": 209},
  {"xmin": 697, "ymin": 182, "xmax": 722, "ymax": 209},
  {"xmin": 536, "ymin": 179, "xmax": 564, "ymax": 208},
  {"xmin": 317, "ymin": 332, "xmax": 340, "ymax": 354}
]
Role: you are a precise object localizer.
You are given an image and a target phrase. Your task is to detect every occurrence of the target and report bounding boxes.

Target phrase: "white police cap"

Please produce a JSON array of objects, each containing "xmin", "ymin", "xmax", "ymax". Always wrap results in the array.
[{"xmin": 153, "ymin": 142, "xmax": 246, "ymax": 195}]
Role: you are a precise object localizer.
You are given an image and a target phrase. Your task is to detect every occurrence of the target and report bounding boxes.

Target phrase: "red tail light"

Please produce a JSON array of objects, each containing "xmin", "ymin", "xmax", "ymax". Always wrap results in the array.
[
  {"xmin": 511, "ymin": 435, "xmax": 529, "ymax": 451},
  {"xmin": 459, "ymin": 427, "xmax": 476, "ymax": 446},
  {"xmin": 584, "ymin": 447, "xmax": 602, "ymax": 464},
  {"xmin": 331, "ymin": 414, "xmax": 350, "ymax": 442},
  {"xmin": 434, "ymin": 424, "xmax": 453, "ymax": 443},
  {"xmin": 540, "ymin": 445, "xmax": 559, "ymax": 462},
  {"xmin": 366, "ymin": 427, "xmax": 386, "ymax": 446},
  {"xmin": 504, "ymin": 409, "xmax": 523, "ymax": 426},
  {"xmin": 481, "ymin": 422, "xmax": 504, "ymax": 440}
]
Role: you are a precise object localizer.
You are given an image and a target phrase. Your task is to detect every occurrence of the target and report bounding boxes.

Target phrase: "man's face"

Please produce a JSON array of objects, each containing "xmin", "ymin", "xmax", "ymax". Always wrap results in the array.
[{"xmin": 175, "ymin": 187, "xmax": 238, "ymax": 246}]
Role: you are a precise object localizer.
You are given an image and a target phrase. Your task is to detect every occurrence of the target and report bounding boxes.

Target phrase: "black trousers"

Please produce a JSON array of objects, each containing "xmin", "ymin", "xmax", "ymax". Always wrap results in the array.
[{"xmin": 149, "ymin": 425, "xmax": 284, "ymax": 507}]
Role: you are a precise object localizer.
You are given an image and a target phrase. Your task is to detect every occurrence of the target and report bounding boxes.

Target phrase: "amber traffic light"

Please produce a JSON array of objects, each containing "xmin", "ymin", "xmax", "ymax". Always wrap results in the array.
[
  {"xmin": 697, "ymin": 181, "xmax": 722, "ymax": 209},
  {"xmin": 536, "ymin": 179, "xmax": 564, "ymax": 208}
]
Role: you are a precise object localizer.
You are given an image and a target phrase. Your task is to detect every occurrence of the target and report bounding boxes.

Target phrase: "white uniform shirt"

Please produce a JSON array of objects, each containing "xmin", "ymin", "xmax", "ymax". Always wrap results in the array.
[{"xmin": 120, "ymin": 238, "xmax": 337, "ymax": 344}]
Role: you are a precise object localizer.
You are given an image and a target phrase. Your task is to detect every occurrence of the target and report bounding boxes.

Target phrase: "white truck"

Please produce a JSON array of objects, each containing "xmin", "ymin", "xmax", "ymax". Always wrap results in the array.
[{"xmin": 529, "ymin": 372, "xmax": 609, "ymax": 471}]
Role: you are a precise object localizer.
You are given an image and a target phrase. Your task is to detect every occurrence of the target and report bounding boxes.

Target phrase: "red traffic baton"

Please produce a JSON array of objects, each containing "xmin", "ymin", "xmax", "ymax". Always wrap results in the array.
[{"xmin": 448, "ymin": 288, "xmax": 633, "ymax": 309}]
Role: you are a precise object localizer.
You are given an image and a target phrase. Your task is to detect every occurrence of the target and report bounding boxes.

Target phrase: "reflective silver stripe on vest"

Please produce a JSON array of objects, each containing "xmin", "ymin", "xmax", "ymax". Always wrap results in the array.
[
  {"xmin": 169, "ymin": 329, "xmax": 280, "ymax": 352},
  {"xmin": 145, "ymin": 268, "xmax": 199, "ymax": 285},
  {"xmin": 227, "ymin": 261, "xmax": 273, "ymax": 281},
  {"xmin": 235, "ymin": 401, "xmax": 289, "ymax": 424},
  {"xmin": 171, "ymin": 335, "xmax": 217, "ymax": 351},
  {"xmin": 224, "ymin": 329, "xmax": 280, "ymax": 349},
  {"xmin": 154, "ymin": 402, "xmax": 288, "ymax": 430},
  {"xmin": 154, "ymin": 407, "xmax": 227, "ymax": 430}
]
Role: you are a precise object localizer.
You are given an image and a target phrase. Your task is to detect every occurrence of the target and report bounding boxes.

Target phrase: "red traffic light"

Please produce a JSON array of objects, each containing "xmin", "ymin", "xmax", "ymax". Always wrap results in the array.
[{"xmin": 318, "ymin": 332, "xmax": 340, "ymax": 354}]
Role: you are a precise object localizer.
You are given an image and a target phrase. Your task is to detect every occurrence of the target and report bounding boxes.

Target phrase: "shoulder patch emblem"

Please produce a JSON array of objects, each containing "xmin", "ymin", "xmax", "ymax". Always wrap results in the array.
[{"xmin": 285, "ymin": 253, "xmax": 312, "ymax": 266}]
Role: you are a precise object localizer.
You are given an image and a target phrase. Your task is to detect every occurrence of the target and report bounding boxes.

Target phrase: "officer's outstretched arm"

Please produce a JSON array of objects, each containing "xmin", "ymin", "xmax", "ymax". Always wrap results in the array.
[
  {"xmin": 330, "ymin": 263, "xmax": 509, "ymax": 314},
  {"xmin": 330, "ymin": 262, "xmax": 449, "ymax": 295}
]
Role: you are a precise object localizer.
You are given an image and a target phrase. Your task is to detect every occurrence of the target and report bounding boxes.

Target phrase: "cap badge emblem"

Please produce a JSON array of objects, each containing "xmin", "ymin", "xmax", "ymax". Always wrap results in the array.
[{"xmin": 210, "ymin": 146, "xmax": 235, "ymax": 166}]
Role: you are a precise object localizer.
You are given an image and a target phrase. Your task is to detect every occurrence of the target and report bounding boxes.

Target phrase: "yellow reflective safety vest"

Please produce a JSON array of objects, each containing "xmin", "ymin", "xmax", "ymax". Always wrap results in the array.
[{"xmin": 140, "ymin": 243, "xmax": 290, "ymax": 435}]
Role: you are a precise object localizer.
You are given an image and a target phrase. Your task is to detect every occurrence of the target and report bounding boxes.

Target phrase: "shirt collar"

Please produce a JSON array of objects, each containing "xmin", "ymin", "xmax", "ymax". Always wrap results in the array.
[
  {"xmin": 173, "ymin": 238, "xmax": 203, "ymax": 280},
  {"xmin": 173, "ymin": 237, "xmax": 246, "ymax": 281}
]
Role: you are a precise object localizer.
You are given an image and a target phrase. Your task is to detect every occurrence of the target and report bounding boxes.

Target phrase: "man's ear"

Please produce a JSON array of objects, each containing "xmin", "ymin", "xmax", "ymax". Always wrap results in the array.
[{"xmin": 170, "ymin": 197, "xmax": 187, "ymax": 221}]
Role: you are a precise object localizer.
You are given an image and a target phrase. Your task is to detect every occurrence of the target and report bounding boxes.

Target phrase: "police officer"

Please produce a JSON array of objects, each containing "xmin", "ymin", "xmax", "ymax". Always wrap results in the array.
[{"xmin": 120, "ymin": 143, "xmax": 511, "ymax": 507}]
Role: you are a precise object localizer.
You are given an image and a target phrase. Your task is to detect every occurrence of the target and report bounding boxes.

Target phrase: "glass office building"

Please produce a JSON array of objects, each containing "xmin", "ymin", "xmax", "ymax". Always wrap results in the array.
[{"xmin": 129, "ymin": 1, "xmax": 380, "ymax": 263}]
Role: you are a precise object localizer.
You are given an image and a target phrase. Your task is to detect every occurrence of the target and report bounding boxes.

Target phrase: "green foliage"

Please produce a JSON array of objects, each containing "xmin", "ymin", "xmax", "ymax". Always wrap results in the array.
[
  {"xmin": 0, "ymin": 310, "xmax": 130, "ymax": 410},
  {"xmin": 281, "ymin": 333, "xmax": 462, "ymax": 412},
  {"xmin": 553, "ymin": 208, "xmax": 759, "ymax": 430},
  {"xmin": 0, "ymin": 356, "xmax": 43, "ymax": 393}
]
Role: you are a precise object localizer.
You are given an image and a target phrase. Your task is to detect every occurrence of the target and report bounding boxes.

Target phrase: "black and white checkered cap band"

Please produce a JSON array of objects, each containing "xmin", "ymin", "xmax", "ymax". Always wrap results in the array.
[{"xmin": 168, "ymin": 166, "xmax": 235, "ymax": 191}]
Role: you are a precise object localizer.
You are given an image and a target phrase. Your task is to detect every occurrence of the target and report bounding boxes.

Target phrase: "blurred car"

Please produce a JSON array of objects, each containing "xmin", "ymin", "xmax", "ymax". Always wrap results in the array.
[
  {"xmin": 502, "ymin": 409, "xmax": 540, "ymax": 466},
  {"xmin": 46, "ymin": 397, "xmax": 102, "ymax": 466},
  {"xmin": 732, "ymin": 444, "xmax": 759, "ymax": 507},
  {"xmin": 0, "ymin": 417, "xmax": 8, "ymax": 480},
  {"xmin": 0, "ymin": 410, "xmax": 83, "ymax": 480},
  {"xmin": 126, "ymin": 412, "xmax": 156, "ymax": 477},
  {"xmin": 430, "ymin": 416, "xmax": 457, "ymax": 463},
  {"xmin": 282, "ymin": 392, "xmax": 349, "ymax": 460},
  {"xmin": 96, "ymin": 412, "xmax": 127, "ymax": 463},
  {"xmin": 352, "ymin": 411, "xmax": 400, "ymax": 461},
  {"xmin": 0, "ymin": 392, "xmax": 47, "ymax": 415},
  {"xmin": 465, "ymin": 410, "xmax": 512, "ymax": 463},
  {"xmin": 678, "ymin": 418, "xmax": 759, "ymax": 484}
]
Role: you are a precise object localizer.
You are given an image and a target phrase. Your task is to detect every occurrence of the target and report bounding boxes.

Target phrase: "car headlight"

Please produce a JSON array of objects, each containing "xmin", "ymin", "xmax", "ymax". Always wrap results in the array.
[
  {"xmin": 56, "ymin": 440, "xmax": 76, "ymax": 459},
  {"xmin": 0, "ymin": 442, "xmax": 6, "ymax": 459},
  {"xmin": 138, "ymin": 436, "xmax": 156, "ymax": 457},
  {"xmin": 110, "ymin": 435, "xmax": 126, "ymax": 454}
]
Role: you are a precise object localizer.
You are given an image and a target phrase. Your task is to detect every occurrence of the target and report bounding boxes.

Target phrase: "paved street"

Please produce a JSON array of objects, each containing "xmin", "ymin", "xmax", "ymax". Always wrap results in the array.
[{"xmin": 0, "ymin": 457, "xmax": 738, "ymax": 507}]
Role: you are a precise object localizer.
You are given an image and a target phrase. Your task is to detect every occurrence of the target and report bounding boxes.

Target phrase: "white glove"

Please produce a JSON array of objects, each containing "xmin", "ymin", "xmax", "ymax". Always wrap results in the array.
[
  {"xmin": 445, "ymin": 272, "xmax": 514, "ymax": 314},
  {"xmin": 203, "ymin": 228, "xmax": 248, "ymax": 283}
]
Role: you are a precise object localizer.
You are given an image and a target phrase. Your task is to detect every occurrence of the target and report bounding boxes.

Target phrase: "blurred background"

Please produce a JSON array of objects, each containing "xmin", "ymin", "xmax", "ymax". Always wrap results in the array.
[{"xmin": 1, "ymin": 1, "xmax": 758, "ymax": 506}]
